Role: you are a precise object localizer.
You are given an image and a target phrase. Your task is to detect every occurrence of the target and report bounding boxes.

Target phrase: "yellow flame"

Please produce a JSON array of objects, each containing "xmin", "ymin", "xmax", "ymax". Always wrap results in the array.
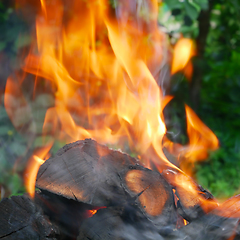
[
  {"xmin": 24, "ymin": 143, "xmax": 53, "ymax": 198},
  {"xmin": 6, "ymin": 0, "xmax": 219, "ymax": 204},
  {"xmin": 171, "ymin": 38, "xmax": 195, "ymax": 77}
]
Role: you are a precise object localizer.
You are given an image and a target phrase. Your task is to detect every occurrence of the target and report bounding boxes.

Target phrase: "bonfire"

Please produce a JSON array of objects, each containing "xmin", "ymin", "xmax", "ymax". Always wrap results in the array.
[{"xmin": 0, "ymin": 0, "xmax": 239, "ymax": 240}]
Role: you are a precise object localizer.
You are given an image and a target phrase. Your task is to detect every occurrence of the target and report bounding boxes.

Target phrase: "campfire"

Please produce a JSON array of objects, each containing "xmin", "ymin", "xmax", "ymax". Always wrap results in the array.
[{"xmin": 1, "ymin": 0, "xmax": 240, "ymax": 239}]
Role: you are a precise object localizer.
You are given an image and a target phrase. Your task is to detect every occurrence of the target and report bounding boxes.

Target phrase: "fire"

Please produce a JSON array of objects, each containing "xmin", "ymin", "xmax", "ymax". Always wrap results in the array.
[
  {"xmin": 183, "ymin": 219, "xmax": 188, "ymax": 226},
  {"xmin": 88, "ymin": 209, "xmax": 97, "ymax": 217},
  {"xmin": 163, "ymin": 104, "xmax": 219, "ymax": 175},
  {"xmin": 185, "ymin": 105, "xmax": 219, "ymax": 161},
  {"xmin": 5, "ymin": 0, "xmax": 219, "ymax": 208},
  {"xmin": 163, "ymin": 169, "xmax": 219, "ymax": 214},
  {"xmin": 87, "ymin": 206, "xmax": 106, "ymax": 218},
  {"xmin": 171, "ymin": 38, "xmax": 195, "ymax": 78},
  {"xmin": 24, "ymin": 143, "xmax": 52, "ymax": 198}
]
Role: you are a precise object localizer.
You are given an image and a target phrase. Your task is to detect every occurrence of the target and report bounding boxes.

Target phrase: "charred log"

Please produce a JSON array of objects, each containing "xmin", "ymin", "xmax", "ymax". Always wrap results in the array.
[
  {"xmin": 78, "ymin": 207, "xmax": 166, "ymax": 240},
  {"xmin": 36, "ymin": 139, "xmax": 177, "ymax": 228},
  {"xmin": 35, "ymin": 191, "xmax": 93, "ymax": 239},
  {"xmin": 2, "ymin": 139, "xmax": 239, "ymax": 240},
  {"xmin": 121, "ymin": 166, "xmax": 177, "ymax": 227},
  {"xmin": 36, "ymin": 139, "xmax": 139, "ymax": 206},
  {"xmin": 162, "ymin": 169, "xmax": 218, "ymax": 222},
  {"xmin": 167, "ymin": 214, "xmax": 240, "ymax": 240},
  {"xmin": 0, "ymin": 194, "xmax": 59, "ymax": 240},
  {"xmin": 34, "ymin": 189, "xmax": 102, "ymax": 239}
]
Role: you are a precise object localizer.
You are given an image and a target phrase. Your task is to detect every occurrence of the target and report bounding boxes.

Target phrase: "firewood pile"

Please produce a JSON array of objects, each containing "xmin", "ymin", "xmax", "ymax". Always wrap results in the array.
[{"xmin": 1, "ymin": 139, "xmax": 240, "ymax": 240}]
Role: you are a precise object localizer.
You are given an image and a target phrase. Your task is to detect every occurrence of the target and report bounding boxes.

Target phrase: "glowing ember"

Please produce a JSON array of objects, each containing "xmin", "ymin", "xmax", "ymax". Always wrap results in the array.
[
  {"xmin": 183, "ymin": 219, "xmax": 188, "ymax": 226},
  {"xmin": 87, "ymin": 206, "xmax": 107, "ymax": 218},
  {"xmin": 88, "ymin": 209, "xmax": 97, "ymax": 217}
]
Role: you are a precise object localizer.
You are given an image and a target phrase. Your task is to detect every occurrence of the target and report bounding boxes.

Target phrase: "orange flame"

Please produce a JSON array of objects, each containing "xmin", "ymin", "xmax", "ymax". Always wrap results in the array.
[
  {"xmin": 88, "ymin": 209, "xmax": 97, "ymax": 217},
  {"xmin": 12, "ymin": 0, "xmax": 171, "ymax": 162},
  {"xmin": 24, "ymin": 143, "xmax": 53, "ymax": 198},
  {"xmin": 163, "ymin": 104, "xmax": 219, "ymax": 176},
  {"xmin": 6, "ymin": 0, "xmax": 219, "ymax": 207},
  {"xmin": 86, "ymin": 206, "xmax": 106, "ymax": 218},
  {"xmin": 163, "ymin": 169, "xmax": 219, "ymax": 214},
  {"xmin": 171, "ymin": 38, "xmax": 195, "ymax": 78},
  {"xmin": 185, "ymin": 104, "xmax": 219, "ymax": 161},
  {"xmin": 215, "ymin": 194, "xmax": 240, "ymax": 219}
]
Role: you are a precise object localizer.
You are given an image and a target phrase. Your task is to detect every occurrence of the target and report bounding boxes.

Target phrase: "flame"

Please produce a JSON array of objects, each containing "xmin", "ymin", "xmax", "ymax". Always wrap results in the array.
[
  {"xmin": 163, "ymin": 104, "xmax": 219, "ymax": 176},
  {"xmin": 163, "ymin": 169, "xmax": 219, "ymax": 214},
  {"xmin": 184, "ymin": 105, "xmax": 219, "ymax": 161},
  {"xmin": 5, "ymin": 0, "xmax": 220, "ymax": 212},
  {"xmin": 215, "ymin": 195, "xmax": 240, "ymax": 219},
  {"xmin": 87, "ymin": 206, "xmax": 106, "ymax": 218},
  {"xmin": 24, "ymin": 143, "xmax": 53, "ymax": 198},
  {"xmin": 88, "ymin": 209, "xmax": 97, "ymax": 217},
  {"xmin": 11, "ymin": 0, "xmax": 172, "ymax": 162},
  {"xmin": 171, "ymin": 38, "xmax": 195, "ymax": 78}
]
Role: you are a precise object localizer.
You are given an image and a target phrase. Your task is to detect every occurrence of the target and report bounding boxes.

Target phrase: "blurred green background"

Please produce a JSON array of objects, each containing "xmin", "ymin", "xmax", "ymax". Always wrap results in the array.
[{"xmin": 0, "ymin": 0, "xmax": 240, "ymax": 200}]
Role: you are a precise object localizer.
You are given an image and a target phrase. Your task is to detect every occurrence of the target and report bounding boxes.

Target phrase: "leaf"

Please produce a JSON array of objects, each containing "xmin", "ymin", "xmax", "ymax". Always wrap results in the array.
[
  {"xmin": 0, "ymin": 107, "xmax": 9, "ymax": 122},
  {"xmin": 0, "ymin": 41, "xmax": 6, "ymax": 51},
  {"xmin": 0, "ymin": 126, "xmax": 12, "ymax": 136},
  {"xmin": 195, "ymin": 0, "xmax": 208, "ymax": 10},
  {"xmin": 10, "ymin": 141, "xmax": 27, "ymax": 156},
  {"xmin": 51, "ymin": 140, "xmax": 66, "ymax": 155},
  {"xmin": 164, "ymin": 0, "xmax": 183, "ymax": 10},
  {"xmin": 8, "ymin": 173, "xmax": 23, "ymax": 195},
  {"xmin": 33, "ymin": 136, "xmax": 53, "ymax": 148},
  {"xmin": 0, "ymin": 148, "xmax": 8, "ymax": 168},
  {"xmin": 184, "ymin": 1, "xmax": 199, "ymax": 20},
  {"xmin": 14, "ymin": 34, "xmax": 31, "ymax": 51}
]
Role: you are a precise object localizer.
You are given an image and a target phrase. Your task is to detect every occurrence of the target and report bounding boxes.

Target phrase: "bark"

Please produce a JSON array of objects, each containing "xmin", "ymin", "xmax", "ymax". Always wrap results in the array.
[
  {"xmin": 0, "ymin": 194, "xmax": 59, "ymax": 240},
  {"xmin": 36, "ymin": 139, "xmax": 177, "ymax": 228},
  {"xmin": 190, "ymin": 0, "xmax": 215, "ymax": 111},
  {"xmin": 1, "ymin": 139, "xmax": 240, "ymax": 240},
  {"xmin": 78, "ymin": 207, "xmax": 165, "ymax": 240}
]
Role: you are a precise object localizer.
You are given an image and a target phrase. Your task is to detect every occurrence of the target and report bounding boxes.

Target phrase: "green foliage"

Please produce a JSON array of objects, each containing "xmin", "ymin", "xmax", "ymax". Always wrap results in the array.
[
  {"xmin": 195, "ymin": 0, "xmax": 240, "ymax": 198},
  {"xmin": 195, "ymin": 143, "xmax": 240, "ymax": 198},
  {"xmin": 0, "ymin": 104, "xmax": 27, "ymax": 197},
  {"xmin": 159, "ymin": 0, "xmax": 240, "ymax": 199},
  {"xmin": 0, "ymin": 2, "xmax": 31, "ymax": 62},
  {"xmin": 159, "ymin": 0, "xmax": 208, "ymax": 37}
]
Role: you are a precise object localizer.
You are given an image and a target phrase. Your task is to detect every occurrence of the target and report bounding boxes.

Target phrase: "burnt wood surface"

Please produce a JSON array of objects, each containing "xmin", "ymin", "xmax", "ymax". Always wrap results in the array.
[
  {"xmin": 0, "ymin": 194, "xmax": 59, "ymax": 240},
  {"xmin": 34, "ymin": 189, "xmax": 101, "ymax": 239},
  {"xmin": 36, "ymin": 139, "xmax": 177, "ymax": 227},
  {"xmin": 78, "ymin": 206, "xmax": 240, "ymax": 240},
  {"xmin": 78, "ymin": 207, "xmax": 165, "ymax": 240},
  {"xmin": 1, "ymin": 139, "xmax": 240, "ymax": 240},
  {"xmin": 162, "ymin": 169, "xmax": 218, "ymax": 222},
  {"xmin": 1, "ymin": 193, "xmax": 239, "ymax": 240},
  {"xmin": 167, "ymin": 214, "xmax": 240, "ymax": 240},
  {"xmin": 36, "ymin": 139, "xmax": 139, "ymax": 206}
]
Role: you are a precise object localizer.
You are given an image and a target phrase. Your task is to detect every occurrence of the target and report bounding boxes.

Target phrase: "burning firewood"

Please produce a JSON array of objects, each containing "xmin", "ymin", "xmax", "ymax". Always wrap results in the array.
[
  {"xmin": 162, "ymin": 168, "xmax": 219, "ymax": 222},
  {"xmin": 36, "ymin": 139, "xmax": 140, "ymax": 206},
  {"xmin": 36, "ymin": 139, "xmax": 177, "ymax": 228},
  {"xmin": 34, "ymin": 189, "xmax": 101, "ymax": 239},
  {"xmin": 77, "ymin": 207, "xmax": 165, "ymax": 240},
  {"xmin": 0, "ymin": 194, "xmax": 59, "ymax": 240},
  {"xmin": 1, "ymin": 139, "xmax": 240, "ymax": 240}
]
